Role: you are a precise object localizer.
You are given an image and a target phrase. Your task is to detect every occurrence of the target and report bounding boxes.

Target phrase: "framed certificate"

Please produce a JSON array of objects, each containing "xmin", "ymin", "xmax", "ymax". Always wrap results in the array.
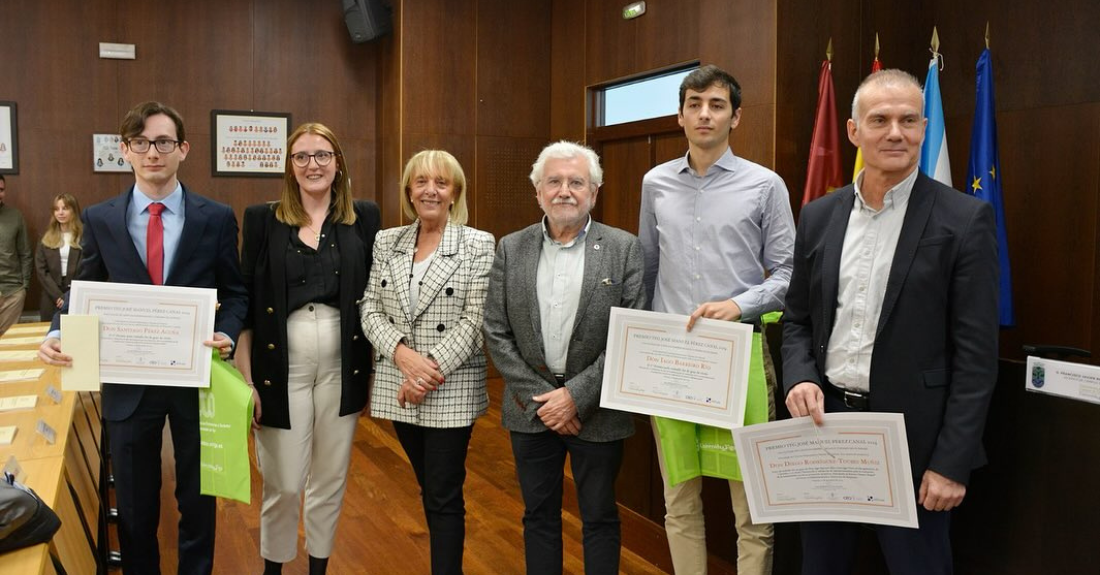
[
  {"xmin": 68, "ymin": 281, "xmax": 218, "ymax": 387},
  {"xmin": 0, "ymin": 101, "xmax": 18, "ymax": 174},
  {"xmin": 599, "ymin": 307, "xmax": 753, "ymax": 428},
  {"xmin": 92, "ymin": 133, "xmax": 132, "ymax": 173},
  {"xmin": 732, "ymin": 413, "xmax": 918, "ymax": 528},
  {"xmin": 210, "ymin": 109, "xmax": 291, "ymax": 177}
]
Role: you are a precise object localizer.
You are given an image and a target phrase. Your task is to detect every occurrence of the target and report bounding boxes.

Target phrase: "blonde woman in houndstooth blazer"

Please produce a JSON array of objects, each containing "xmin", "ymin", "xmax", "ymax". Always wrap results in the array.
[{"xmin": 360, "ymin": 150, "xmax": 494, "ymax": 575}]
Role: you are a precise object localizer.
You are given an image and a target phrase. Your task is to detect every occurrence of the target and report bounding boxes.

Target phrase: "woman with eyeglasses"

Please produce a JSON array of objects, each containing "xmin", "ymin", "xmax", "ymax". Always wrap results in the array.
[
  {"xmin": 237, "ymin": 123, "xmax": 380, "ymax": 575},
  {"xmin": 360, "ymin": 150, "xmax": 494, "ymax": 575},
  {"xmin": 35, "ymin": 193, "xmax": 83, "ymax": 321}
]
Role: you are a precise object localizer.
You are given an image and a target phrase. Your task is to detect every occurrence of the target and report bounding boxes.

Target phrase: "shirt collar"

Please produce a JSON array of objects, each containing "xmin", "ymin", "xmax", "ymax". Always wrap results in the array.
[
  {"xmin": 852, "ymin": 167, "xmax": 918, "ymax": 213},
  {"xmin": 132, "ymin": 182, "xmax": 184, "ymax": 215},
  {"xmin": 541, "ymin": 215, "xmax": 591, "ymax": 248},
  {"xmin": 677, "ymin": 146, "xmax": 737, "ymax": 177}
]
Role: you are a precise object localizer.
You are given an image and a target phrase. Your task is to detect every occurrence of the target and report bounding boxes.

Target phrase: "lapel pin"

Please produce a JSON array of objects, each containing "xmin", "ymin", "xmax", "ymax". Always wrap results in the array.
[
  {"xmin": 593, "ymin": 244, "xmax": 601, "ymax": 250},
  {"xmin": 601, "ymin": 278, "xmax": 614, "ymax": 286}
]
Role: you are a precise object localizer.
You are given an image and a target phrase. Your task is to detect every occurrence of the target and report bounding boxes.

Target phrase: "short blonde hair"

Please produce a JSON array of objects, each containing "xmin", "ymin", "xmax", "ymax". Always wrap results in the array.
[
  {"xmin": 399, "ymin": 150, "xmax": 469, "ymax": 225},
  {"xmin": 851, "ymin": 69, "xmax": 923, "ymax": 124},
  {"xmin": 275, "ymin": 122, "xmax": 356, "ymax": 226}
]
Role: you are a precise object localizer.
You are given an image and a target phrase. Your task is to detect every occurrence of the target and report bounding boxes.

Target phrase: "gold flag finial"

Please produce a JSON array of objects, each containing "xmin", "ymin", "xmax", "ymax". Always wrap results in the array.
[
  {"xmin": 874, "ymin": 32, "xmax": 880, "ymax": 57},
  {"xmin": 826, "ymin": 38, "xmax": 833, "ymax": 62},
  {"xmin": 931, "ymin": 26, "xmax": 941, "ymax": 55},
  {"xmin": 985, "ymin": 22, "xmax": 990, "ymax": 49}
]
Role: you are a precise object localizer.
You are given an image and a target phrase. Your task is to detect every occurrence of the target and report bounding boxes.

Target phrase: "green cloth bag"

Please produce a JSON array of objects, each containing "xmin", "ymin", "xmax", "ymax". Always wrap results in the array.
[
  {"xmin": 198, "ymin": 350, "xmax": 254, "ymax": 504},
  {"xmin": 655, "ymin": 312, "xmax": 780, "ymax": 486}
]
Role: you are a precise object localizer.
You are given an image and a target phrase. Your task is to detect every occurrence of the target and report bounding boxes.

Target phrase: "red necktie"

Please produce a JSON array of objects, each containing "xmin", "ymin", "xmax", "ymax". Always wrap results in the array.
[{"xmin": 147, "ymin": 203, "xmax": 165, "ymax": 285}]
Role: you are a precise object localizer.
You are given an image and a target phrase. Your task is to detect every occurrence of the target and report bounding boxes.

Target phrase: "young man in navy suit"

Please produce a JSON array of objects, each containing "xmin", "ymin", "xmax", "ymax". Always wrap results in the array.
[
  {"xmin": 39, "ymin": 101, "xmax": 248, "ymax": 575},
  {"xmin": 782, "ymin": 70, "xmax": 999, "ymax": 575}
]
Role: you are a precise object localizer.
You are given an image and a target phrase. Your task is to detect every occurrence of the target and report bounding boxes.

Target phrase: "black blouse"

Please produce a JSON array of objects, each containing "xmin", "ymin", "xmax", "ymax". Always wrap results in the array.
[{"xmin": 285, "ymin": 219, "xmax": 341, "ymax": 311}]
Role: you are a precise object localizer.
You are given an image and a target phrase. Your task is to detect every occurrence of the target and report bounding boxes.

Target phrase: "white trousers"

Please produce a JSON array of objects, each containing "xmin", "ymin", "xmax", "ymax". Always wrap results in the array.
[{"xmin": 255, "ymin": 304, "xmax": 358, "ymax": 562}]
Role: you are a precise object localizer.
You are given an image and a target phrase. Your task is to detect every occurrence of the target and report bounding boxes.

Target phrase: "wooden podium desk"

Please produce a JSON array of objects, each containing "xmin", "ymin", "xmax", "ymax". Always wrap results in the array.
[{"xmin": 0, "ymin": 323, "xmax": 102, "ymax": 575}]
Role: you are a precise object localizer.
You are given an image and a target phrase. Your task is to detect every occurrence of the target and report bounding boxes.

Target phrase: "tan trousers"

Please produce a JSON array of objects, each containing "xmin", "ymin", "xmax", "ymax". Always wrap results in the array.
[
  {"xmin": 0, "ymin": 288, "xmax": 25, "ymax": 336},
  {"xmin": 255, "ymin": 304, "xmax": 358, "ymax": 563},
  {"xmin": 652, "ymin": 330, "xmax": 778, "ymax": 575}
]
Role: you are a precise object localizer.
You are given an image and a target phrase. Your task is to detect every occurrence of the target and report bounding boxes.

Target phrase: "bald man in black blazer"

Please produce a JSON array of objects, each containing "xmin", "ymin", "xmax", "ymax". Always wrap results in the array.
[{"xmin": 782, "ymin": 70, "xmax": 999, "ymax": 575}]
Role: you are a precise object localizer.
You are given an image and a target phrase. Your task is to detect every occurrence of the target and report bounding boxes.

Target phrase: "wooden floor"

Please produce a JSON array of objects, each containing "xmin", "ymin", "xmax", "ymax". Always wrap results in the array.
[{"xmin": 142, "ymin": 379, "xmax": 671, "ymax": 574}]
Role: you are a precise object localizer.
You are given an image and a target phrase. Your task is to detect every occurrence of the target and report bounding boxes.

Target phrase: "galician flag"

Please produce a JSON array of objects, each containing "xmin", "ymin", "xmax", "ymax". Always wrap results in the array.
[
  {"xmin": 966, "ymin": 47, "xmax": 1014, "ymax": 326},
  {"xmin": 920, "ymin": 53, "xmax": 952, "ymax": 186}
]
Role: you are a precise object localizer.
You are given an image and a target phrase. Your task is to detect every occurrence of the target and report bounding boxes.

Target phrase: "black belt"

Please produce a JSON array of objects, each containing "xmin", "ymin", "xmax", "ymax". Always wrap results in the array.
[
  {"xmin": 553, "ymin": 374, "xmax": 567, "ymax": 387},
  {"xmin": 824, "ymin": 381, "xmax": 870, "ymax": 410}
]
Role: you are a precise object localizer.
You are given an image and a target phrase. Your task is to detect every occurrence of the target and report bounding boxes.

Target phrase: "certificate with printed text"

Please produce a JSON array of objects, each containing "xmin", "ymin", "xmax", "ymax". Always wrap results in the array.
[
  {"xmin": 732, "ymin": 413, "xmax": 918, "ymax": 528},
  {"xmin": 68, "ymin": 281, "xmax": 217, "ymax": 387},
  {"xmin": 599, "ymin": 308, "xmax": 752, "ymax": 428}
]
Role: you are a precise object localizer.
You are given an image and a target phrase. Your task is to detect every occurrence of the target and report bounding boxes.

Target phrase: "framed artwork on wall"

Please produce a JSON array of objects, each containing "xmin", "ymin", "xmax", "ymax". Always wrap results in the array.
[
  {"xmin": 93, "ymin": 133, "xmax": 132, "ymax": 173},
  {"xmin": 0, "ymin": 101, "xmax": 19, "ymax": 174},
  {"xmin": 211, "ymin": 110, "xmax": 291, "ymax": 177}
]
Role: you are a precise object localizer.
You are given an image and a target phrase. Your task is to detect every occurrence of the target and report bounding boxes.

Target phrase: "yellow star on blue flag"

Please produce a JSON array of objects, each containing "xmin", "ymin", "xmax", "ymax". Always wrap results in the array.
[{"xmin": 966, "ymin": 48, "xmax": 1014, "ymax": 326}]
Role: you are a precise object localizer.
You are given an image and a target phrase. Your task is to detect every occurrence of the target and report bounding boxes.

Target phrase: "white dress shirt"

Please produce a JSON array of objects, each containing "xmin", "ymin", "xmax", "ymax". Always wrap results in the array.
[{"xmin": 825, "ymin": 167, "xmax": 919, "ymax": 392}]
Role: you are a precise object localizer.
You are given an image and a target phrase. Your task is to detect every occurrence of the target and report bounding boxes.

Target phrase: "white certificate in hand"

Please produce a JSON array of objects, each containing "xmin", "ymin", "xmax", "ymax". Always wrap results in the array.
[
  {"xmin": 732, "ymin": 413, "xmax": 918, "ymax": 528},
  {"xmin": 599, "ymin": 308, "xmax": 752, "ymax": 429},
  {"xmin": 68, "ymin": 281, "xmax": 217, "ymax": 387}
]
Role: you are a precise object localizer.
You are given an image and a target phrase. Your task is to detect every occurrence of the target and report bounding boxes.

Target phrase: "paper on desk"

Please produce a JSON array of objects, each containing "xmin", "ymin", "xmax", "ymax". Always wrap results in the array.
[{"xmin": 61, "ymin": 315, "xmax": 101, "ymax": 391}]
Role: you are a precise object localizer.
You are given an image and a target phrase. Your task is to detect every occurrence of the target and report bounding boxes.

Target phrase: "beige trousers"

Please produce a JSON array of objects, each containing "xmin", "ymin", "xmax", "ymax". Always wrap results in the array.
[
  {"xmin": 652, "ymin": 330, "xmax": 778, "ymax": 575},
  {"xmin": 255, "ymin": 304, "xmax": 358, "ymax": 563},
  {"xmin": 0, "ymin": 288, "xmax": 25, "ymax": 336}
]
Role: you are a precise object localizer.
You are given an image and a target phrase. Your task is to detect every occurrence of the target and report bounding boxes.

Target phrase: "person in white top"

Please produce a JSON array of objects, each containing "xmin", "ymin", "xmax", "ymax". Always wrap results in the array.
[
  {"xmin": 361, "ymin": 150, "xmax": 495, "ymax": 575},
  {"xmin": 34, "ymin": 193, "xmax": 83, "ymax": 321}
]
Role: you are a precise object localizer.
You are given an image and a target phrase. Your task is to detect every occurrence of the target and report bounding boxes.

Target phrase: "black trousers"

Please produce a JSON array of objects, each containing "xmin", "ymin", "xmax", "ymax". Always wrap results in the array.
[
  {"xmin": 393, "ymin": 421, "xmax": 474, "ymax": 575},
  {"xmin": 799, "ymin": 392, "xmax": 954, "ymax": 575},
  {"xmin": 106, "ymin": 386, "xmax": 215, "ymax": 575},
  {"xmin": 510, "ymin": 431, "xmax": 624, "ymax": 575}
]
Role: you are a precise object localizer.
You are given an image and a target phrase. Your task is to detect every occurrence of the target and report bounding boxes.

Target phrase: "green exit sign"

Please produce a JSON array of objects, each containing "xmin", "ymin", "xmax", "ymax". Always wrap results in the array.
[{"xmin": 623, "ymin": 1, "xmax": 646, "ymax": 20}]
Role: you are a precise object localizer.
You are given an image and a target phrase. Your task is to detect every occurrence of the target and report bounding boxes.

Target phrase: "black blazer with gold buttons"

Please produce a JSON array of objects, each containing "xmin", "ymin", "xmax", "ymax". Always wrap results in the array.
[{"xmin": 241, "ymin": 200, "xmax": 381, "ymax": 429}]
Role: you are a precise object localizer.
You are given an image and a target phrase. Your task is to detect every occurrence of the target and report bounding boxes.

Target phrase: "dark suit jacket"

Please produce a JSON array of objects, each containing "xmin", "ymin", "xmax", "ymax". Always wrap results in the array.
[
  {"xmin": 240, "ymin": 200, "xmax": 380, "ymax": 429},
  {"xmin": 484, "ymin": 220, "xmax": 646, "ymax": 443},
  {"xmin": 35, "ymin": 240, "xmax": 82, "ymax": 320},
  {"xmin": 51, "ymin": 185, "xmax": 248, "ymax": 422},
  {"xmin": 782, "ymin": 173, "xmax": 999, "ymax": 485}
]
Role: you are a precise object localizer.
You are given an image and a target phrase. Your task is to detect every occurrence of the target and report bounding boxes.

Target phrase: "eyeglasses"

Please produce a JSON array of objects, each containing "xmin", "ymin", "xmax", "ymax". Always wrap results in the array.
[
  {"xmin": 290, "ymin": 151, "xmax": 337, "ymax": 167},
  {"xmin": 541, "ymin": 177, "xmax": 591, "ymax": 193},
  {"xmin": 126, "ymin": 138, "xmax": 181, "ymax": 154}
]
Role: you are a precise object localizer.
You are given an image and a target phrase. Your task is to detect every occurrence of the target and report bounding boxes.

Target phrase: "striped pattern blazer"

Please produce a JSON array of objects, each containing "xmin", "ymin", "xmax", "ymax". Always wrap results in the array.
[{"xmin": 360, "ymin": 221, "xmax": 495, "ymax": 428}]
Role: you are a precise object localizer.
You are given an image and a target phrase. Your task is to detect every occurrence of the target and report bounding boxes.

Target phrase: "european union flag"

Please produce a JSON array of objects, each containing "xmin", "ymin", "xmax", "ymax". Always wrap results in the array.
[{"xmin": 966, "ymin": 48, "xmax": 1014, "ymax": 326}]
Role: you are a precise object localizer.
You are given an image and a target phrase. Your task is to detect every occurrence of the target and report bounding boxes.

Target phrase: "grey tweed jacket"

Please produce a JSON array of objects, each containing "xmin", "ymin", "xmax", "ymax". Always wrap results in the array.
[
  {"xmin": 360, "ymin": 221, "xmax": 495, "ymax": 428},
  {"xmin": 484, "ymin": 220, "xmax": 646, "ymax": 443}
]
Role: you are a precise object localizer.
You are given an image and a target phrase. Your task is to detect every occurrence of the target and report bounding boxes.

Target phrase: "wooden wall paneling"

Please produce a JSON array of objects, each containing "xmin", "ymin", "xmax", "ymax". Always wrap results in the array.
[
  {"xmin": 400, "ymin": 0, "xmax": 477, "ymax": 137},
  {"xmin": 699, "ymin": 0, "xmax": 774, "ymax": 108},
  {"xmin": 549, "ymin": 0, "xmax": 588, "ymax": 141},
  {"xmin": 378, "ymin": 1, "xmax": 404, "ymax": 228},
  {"xmin": 595, "ymin": 136, "xmax": 650, "ymax": 234},
  {"xmin": 860, "ymin": 0, "xmax": 928, "ymax": 82},
  {"xmin": 931, "ymin": 0, "xmax": 1100, "ymax": 115},
  {"xmin": 584, "ymin": 0, "xmax": 638, "ymax": 86},
  {"xmin": 252, "ymin": 0, "xmax": 381, "ymax": 208},
  {"xmin": 654, "ymin": 132, "xmax": 687, "ymax": 164},
  {"xmin": 633, "ymin": 0, "xmax": 698, "ymax": 75},
  {"xmin": 472, "ymin": 136, "xmax": 546, "ymax": 241},
  {"xmin": 475, "ymin": 0, "xmax": 552, "ymax": 139},
  {"xmin": 731, "ymin": 104, "xmax": 776, "ymax": 168},
  {"xmin": 995, "ymin": 104, "xmax": 1099, "ymax": 359},
  {"xmin": 775, "ymin": 0, "xmax": 824, "ymax": 216}
]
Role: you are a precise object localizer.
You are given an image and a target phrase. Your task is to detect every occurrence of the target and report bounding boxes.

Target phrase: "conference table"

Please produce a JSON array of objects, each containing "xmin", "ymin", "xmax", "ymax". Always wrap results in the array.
[{"xmin": 0, "ymin": 322, "xmax": 102, "ymax": 575}]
